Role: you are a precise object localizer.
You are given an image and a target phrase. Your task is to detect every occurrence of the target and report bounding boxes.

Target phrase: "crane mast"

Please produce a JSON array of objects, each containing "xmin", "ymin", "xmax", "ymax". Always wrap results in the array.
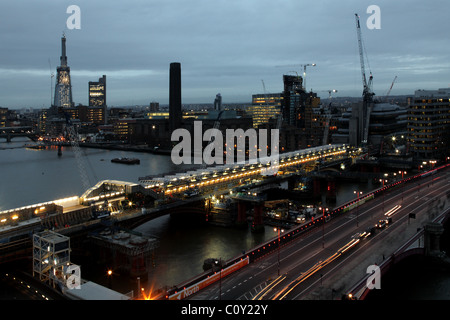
[
  {"xmin": 64, "ymin": 115, "xmax": 91, "ymax": 193},
  {"xmin": 385, "ymin": 76, "xmax": 397, "ymax": 101},
  {"xmin": 355, "ymin": 14, "xmax": 373, "ymax": 103},
  {"xmin": 355, "ymin": 13, "xmax": 374, "ymax": 145}
]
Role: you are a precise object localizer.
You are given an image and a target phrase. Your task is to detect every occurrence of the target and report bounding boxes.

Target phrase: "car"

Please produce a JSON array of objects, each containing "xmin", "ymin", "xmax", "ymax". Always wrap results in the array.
[
  {"xmin": 364, "ymin": 226, "xmax": 376, "ymax": 237},
  {"xmin": 375, "ymin": 217, "xmax": 393, "ymax": 229},
  {"xmin": 375, "ymin": 220, "xmax": 386, "ymax": 229},
  {"xmin": 351, "ymin": 232, "xmax": 362, "ymax": 240}
]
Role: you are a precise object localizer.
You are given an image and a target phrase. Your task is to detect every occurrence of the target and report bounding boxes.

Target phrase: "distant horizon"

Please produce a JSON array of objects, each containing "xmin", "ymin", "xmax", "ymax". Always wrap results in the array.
[{"xmin": 3, "ymin": 93, "xmax": 422, "ymax": 111}]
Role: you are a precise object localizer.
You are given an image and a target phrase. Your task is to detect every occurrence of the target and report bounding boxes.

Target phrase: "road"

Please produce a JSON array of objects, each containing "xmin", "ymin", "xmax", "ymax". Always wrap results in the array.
[{"xmin": 188, "ymin": 167, "xmax": 449, "ymax": 300}]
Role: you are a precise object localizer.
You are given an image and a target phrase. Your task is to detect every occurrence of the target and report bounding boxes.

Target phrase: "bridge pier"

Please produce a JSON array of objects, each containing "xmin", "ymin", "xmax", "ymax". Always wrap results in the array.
[
  {"xmin": 424, "ymin": 222, "xmax": 445, "ymax": 257},
  {"xmin": 251, "ymin": 203, "xmax": 264, "ymax": 233},
  {"xmin": 326, "ymin": 179, "xmax": 336, "ymax": 203},
  {"xmin": 313, "ymin": 178, "xmax": 321, "ymax": 200},
  {"xmin": 131, "ymin": 254, "xmax": 147, "ymax": 279},
  {"xmin": 236, "ymin": 202, "xmax": 247, "ymax": 228}
]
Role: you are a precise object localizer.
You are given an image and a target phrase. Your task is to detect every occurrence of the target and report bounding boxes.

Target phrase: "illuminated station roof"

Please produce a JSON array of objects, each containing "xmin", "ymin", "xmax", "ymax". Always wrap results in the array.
[{"xmin": 140, "ymin": 144, "xmax": 347, "ymax": 189}]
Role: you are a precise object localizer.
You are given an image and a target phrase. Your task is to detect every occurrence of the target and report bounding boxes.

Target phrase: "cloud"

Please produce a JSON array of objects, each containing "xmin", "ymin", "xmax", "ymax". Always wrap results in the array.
[{"xmin": 0, "ymin": 0, "xmax": 449, "ymax": 108}]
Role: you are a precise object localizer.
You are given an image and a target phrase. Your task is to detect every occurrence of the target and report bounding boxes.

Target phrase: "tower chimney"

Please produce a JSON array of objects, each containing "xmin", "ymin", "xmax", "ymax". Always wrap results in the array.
[{"xmin": 169, "ymin": 62, "xmax": 182, "ymax": 133}]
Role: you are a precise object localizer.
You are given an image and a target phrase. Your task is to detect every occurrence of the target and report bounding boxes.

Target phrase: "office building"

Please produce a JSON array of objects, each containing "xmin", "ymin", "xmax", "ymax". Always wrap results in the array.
[
  {"xmin": 89, "ymin": 75, "xmax": 106, "ymax": 107},
  {"xmin": 0, "ymin": 107, "xmax": 7, "ymax": 127},
  {"xmin": 282, "ymin": 75, "xmax": 303, "ymax": 126},
  {"xmin": 214, "ymin": 93, "xmax": 222, "ymax": 111},
  {"xmin": 149, "ymin": 102, "xmax": 160, "ymax": 112},
  {"xmin": 248, "ymin": 93, "xmax": 283, "ymax": 128},
  {"xmin": 407, "ymin": 88, "xmax": 450, "ymax": 160},
  {"xmin": 333, "ymin": 101, "xmax": 408, "ymax": 150}
]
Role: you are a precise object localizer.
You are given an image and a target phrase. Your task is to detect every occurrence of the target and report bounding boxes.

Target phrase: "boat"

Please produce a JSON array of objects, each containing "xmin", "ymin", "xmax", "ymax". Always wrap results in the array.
[
  {"xmin": 111, "ymin": 157, "xmax": 140, "ymax": 165},
  {"xmin": 25, "ymin": 144, "xmax": 46, "ymax": 150}
]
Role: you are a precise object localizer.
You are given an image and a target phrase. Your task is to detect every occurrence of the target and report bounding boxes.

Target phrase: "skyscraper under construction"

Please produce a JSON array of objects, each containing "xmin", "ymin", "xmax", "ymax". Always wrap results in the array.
[{"xmin": 53, "ymin": 34, "xmax": 73, "ymax": 108}]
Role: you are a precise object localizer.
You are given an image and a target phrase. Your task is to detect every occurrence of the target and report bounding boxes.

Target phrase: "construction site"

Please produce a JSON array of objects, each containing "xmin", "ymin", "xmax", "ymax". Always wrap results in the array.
[{"xmin": 88, "ymin": 227, "xmax": 159, "ymax": 279}]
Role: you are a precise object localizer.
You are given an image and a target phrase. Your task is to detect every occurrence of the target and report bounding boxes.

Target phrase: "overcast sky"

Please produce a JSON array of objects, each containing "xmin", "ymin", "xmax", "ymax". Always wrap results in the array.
[{"xmin": 0, "ymin": 0, "xmax": 449, "ymax": 109}]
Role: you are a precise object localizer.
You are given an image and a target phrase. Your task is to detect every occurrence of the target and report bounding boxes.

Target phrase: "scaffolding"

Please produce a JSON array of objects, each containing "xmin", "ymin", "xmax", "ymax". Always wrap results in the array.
[{"xmin": 32, "ymin": 231, "xmax": 71, "ymax": 287}]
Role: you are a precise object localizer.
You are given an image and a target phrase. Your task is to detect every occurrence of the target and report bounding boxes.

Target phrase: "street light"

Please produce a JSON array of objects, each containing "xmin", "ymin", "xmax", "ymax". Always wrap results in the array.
[
  {"xmin": 353, "ymin": 191, "xmax": 362, "ymax": 227},
  {"xmin": 273, "ymin": 227, "xmax": 284, "ymax": 276},
  {"xmin": 214, "ymin": 259, "xmax": 223, "ymax": 300},
  {"xmin": 398, "ymin": 170, "xmax": 406, "ymax": 180},
  {"xmin": 379, "ymin": 179, "xmax": 387, "ymax": 213},
  {"xmin": 319, "ymin": 207, "xmax": 329, "ymax": 248},
  {"xmin": 430, "ymin": 160, "xmax": 436, "ymax": 169},
  {"xmin": 379, "ymin": 178, "xmax": 387, "ymax": 188},
  {"xmin": 107, "ymin": 269, "xmax": 113, "ymax": 289}
]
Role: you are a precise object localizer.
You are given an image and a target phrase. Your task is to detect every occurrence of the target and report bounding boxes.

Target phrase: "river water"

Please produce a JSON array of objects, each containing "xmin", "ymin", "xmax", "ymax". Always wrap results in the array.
[{"xmin": 2, "ymin": 137, "xmax": 448, "ymax": 299}]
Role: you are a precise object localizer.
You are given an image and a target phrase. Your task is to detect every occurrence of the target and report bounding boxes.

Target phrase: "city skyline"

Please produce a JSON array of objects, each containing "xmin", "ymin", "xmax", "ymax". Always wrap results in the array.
[{"xmin": 0, "ymin": 0, "xmax": 449, "ymax": 109}]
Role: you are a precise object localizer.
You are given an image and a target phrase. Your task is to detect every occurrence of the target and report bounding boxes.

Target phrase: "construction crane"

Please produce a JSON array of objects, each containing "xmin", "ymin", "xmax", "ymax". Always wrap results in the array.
[
  {"xmin": 275, "ymin": 63, "xmax": 316, "ymax": 91},
  {"xmin": 320, "ymin": 90, "xmax": 338, "ymax": 145},
  {"xmin": 63, "ymin": 113, "xmax": 92, "ymax": 193},
  {"xmin": 202, "ymin": 96, "xmax": 224, "ymax": 168},
  {"xmin": 48, "ymin": 59, "xmax": 54, "ymax": 107},
  {"xmin": 258, "ymin": 80, "xmax": 282, "ymax": 176},
  {"xmin": 355, "ymin": 13, "xmax": 375, "ymax": 145},
  {"xmin": 301, "ymin": 63, "xmax": 316, "ymax": 91},
  {"xmin": 384, "ymin": 76, "xmax": 397, "ymax": 101},
  {"xmin": 322, "ymin": 89, "xmax": 338, "ymax": 100}
]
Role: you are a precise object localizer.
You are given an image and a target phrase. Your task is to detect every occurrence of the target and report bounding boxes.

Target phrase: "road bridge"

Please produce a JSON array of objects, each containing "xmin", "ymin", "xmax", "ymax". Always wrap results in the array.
[
  {"xmin": 0, "ymin": 126, "xmax": 36, "ymax": 142},
  {"xmin": 139, "ymin": 144, "xmax": 348, "ymax": 196}
]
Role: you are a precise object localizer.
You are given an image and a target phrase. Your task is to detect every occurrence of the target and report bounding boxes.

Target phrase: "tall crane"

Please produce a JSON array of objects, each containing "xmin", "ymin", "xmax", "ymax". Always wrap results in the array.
[
  {"xmin": 301, "ymin": 63, "xmax": 316, "ymax": 91},
  {"xmin": 202, "ymin": 96, "xmax": 224, "ymax": 168},
  {"xmin": 355, "ymin": 13, "xmax": 374, "ymax": 145},
  {"xmin": 320, "ymin": 90, "xmax": 338, "ymax": 145},
  {"xmin": 63, "ymin": 114, "xmax": 92, "ymax": 193},
  {"xmin": 384, "ymin": 76, "xmax": 397, "ymax": 101},
  {"xmin": 275, "ymin": 63, "xmax": 316, "ymax": 91},
  {"xmin": 259, "ymin": 80, "xmax": 282, "ymax": 176},
  {"xmin": 48, "ymin": 59, "xmax": 54, "ymax": 107}
]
